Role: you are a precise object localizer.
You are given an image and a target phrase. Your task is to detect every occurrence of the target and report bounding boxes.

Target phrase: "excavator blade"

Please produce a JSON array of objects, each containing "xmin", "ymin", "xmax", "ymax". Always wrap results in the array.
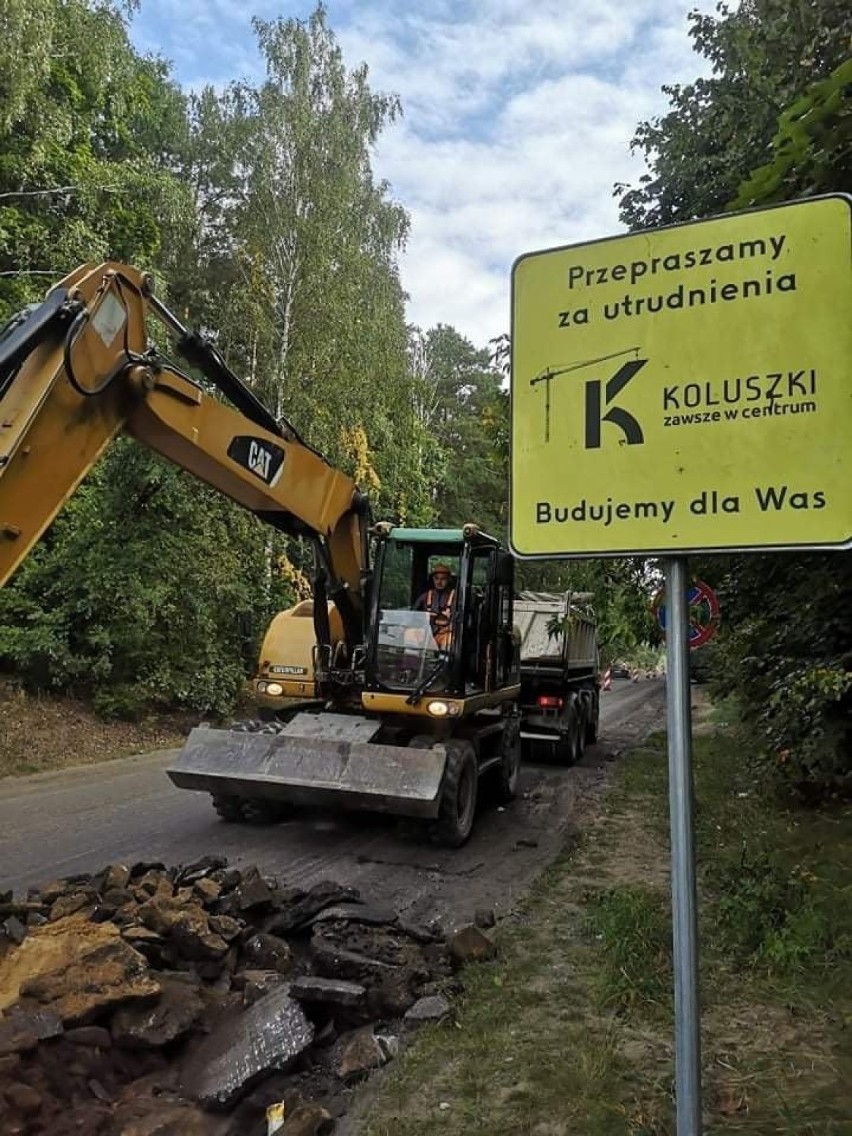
[{"xmin": 166, "ymin": 713, "xmax": 448, "ymax": 819}]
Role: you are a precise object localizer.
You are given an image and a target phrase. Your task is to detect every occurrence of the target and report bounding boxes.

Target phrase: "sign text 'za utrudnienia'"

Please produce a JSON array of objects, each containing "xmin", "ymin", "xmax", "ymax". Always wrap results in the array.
[{"xmin": 510, "ymin": 195, "xmax": 852, "ymax": 558}]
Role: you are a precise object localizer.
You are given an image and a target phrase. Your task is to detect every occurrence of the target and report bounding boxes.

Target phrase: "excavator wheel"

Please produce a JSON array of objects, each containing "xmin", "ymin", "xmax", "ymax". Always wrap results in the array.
[
  {"xmin": 210, "ymin": 720, "xmax": 290, "ymax": 824},
  {"xmin": 431, "ymin": 739, "xmax": 478, "ymax": 848},
  {"xmin": 241, "ymin": 797, "xmax": 287, "ymax": 826},
  {"xmin": 495, "ymin": 715, "xmax": 521, "ymax": 804},
  {"xmin": 211, "ymin": 794, "xmax": 244, "ymax": 823}
]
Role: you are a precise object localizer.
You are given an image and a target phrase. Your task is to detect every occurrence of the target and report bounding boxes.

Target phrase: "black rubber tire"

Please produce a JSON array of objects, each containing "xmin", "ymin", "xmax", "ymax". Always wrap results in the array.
[
  {"xmin": 218, "ymin": 720, "xmax": 290, "ymax": 824},
  {"xmin": 432, "ymin": 740, "xmax": 478, "ymax": 848},
  {"xmin": 495, "ymin": 716, "xmax": 521, "ymax": 804},
  {"xmin": 574, "ymin": 708, "xmax": 586, "ymax": 761},
  {"xmin": 585, "ymin": 695, "xmax": 600, "ymax": 745},
  {"xmin": 552, "ymin": 732, "xmax": 575, "ymax": 766},
  {"xmin": 241, "ymin": 797, "xmax": 286, "ymax": 825},
  {"xmin": 211, "ymin": 794, "xmax": 244, "ymax": 823},
  {"xmin": 408, "ymin": 733, "xmax": 438, "ymax": 752}
]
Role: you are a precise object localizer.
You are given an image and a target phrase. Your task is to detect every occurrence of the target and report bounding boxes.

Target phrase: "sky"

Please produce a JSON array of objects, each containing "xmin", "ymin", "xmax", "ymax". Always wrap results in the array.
[{"xmin": 128, "ymin": 0, "xmax": 717, "ymax": 351}]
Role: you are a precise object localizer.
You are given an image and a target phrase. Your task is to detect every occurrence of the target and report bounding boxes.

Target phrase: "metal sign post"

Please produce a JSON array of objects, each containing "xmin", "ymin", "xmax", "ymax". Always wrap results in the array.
[{"xmin": 665, "ymin": 557, "xmax": 702, "ymax": 1135}]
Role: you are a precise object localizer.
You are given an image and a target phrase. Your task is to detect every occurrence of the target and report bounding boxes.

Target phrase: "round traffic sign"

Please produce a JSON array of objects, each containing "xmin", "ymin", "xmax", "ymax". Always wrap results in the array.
[{"xmin": 653, "ymin": 580, "xmax": 719, "ymax": 649}]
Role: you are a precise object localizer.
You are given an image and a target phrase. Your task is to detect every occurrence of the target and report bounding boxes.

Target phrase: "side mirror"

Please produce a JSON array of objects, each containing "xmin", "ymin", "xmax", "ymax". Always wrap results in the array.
[{"xmin": 489, "ymin": 550, "xmax": 514, "ymax": 588}]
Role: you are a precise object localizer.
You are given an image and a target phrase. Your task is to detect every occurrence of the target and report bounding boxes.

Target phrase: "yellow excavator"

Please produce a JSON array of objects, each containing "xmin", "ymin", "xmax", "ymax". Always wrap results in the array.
[{"xmin": 0, "ymin": 262, "xmax": 521, "ymax": 845}]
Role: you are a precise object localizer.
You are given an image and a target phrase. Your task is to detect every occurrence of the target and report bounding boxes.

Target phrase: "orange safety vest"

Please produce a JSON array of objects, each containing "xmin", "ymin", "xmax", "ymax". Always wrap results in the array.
[{"xmin": 425, "ymin": 586, "xmax": 455, "ymax": 648}]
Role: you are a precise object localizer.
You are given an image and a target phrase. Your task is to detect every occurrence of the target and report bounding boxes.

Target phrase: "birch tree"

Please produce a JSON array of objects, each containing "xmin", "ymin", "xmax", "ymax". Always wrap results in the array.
[{"xmin": 192, "ymin": 5, "xmax": 411, "ymax": 480}]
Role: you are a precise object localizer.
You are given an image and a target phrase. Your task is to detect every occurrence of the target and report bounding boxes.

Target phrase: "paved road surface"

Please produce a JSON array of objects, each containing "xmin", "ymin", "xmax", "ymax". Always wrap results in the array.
[{"xmin": 0, "ymin": 680, "xmax": 664, "ymax": 926}]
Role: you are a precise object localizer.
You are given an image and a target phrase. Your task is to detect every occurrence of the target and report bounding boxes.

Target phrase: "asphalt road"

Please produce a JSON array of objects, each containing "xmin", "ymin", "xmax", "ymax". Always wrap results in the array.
[{"xmin": 0, "ymin": 679, "xmax": 664, "ymax": 927}]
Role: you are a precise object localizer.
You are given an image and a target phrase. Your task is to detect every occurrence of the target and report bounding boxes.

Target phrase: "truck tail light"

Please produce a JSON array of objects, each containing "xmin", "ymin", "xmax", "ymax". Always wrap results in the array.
[{"xmin": 537, "ymin": 695, "xmax": 564, "ymax": 710}]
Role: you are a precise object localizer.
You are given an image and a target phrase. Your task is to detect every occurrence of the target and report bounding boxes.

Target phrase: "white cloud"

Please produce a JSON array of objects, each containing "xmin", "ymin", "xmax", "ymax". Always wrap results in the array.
[{"xmin": 130, "ymin": 0, "xmax": 716, "ymax": 347}]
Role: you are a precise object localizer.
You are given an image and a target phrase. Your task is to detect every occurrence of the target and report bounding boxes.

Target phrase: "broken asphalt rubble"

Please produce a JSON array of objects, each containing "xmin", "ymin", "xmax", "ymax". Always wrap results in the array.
[{"xmin": 0, "ymin": 857, "xmax": 497, "ymax": 1134}]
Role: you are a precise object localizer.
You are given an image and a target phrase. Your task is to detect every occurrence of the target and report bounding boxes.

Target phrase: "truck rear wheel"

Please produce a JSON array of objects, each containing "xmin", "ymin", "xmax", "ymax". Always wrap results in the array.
[
  {"xmin": 574, "ymin": 708, "xmax": 586, "ymax": 761},
  {"xmin": 584, "ymin": 690, "xmax": 600, "ymax": 744},
  {"xmin": 432, "ymin": 740, "xmax": 478, "ymax": 848},
  {"xmin": 552, "ymin": 733, "xmax": 575, "ymax": 766},
  {"xmin": 553, "ymin": 700, "xmax": 582, "ymax": 766}
]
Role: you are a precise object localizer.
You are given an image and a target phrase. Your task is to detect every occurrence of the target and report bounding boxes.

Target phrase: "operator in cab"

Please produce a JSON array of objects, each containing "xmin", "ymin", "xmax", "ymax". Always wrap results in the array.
[{"xmin": 414, "ymin": 562, "xmax": 456, "ymax": 650}]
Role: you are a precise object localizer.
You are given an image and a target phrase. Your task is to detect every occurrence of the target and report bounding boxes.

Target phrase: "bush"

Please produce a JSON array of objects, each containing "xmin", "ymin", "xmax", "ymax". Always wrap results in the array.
[
  {"xmin": 0, "ymin": 445, "xmax": 296, "ymax": 717},
  {"xmin": 714, "ymin": 847, "xmax": 836, "ymax": 971},
  {"xmin": 704, "ymin": 552, "xmax": 852, "ymax": 798}
]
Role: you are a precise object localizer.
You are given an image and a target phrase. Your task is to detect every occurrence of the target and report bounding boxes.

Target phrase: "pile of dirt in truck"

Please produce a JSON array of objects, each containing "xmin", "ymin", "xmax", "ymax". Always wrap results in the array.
[{"xmin": 0, "ymin": 856, "xmax": 495, "ymax": 1134}]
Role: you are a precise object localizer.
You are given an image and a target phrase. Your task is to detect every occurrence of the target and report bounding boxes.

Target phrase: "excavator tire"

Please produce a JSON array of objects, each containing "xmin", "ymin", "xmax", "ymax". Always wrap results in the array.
[
  {"xmin": 431, "ymin": 739, "xmax": 478, "ymax": 848},
  {"xmin": 241, "ymin": 798, "xmax": 288, "ymax": 826},
  {"xmin": 212, "ymin": 794, "xmax": 244, "ymax": 823},
  {"xmin": 495, "ymin": 715, "xmax": 521, "ymax": 804},
  {"xmin": 209, "ymin": 719, "xmax": 291, "ymax": 825}
]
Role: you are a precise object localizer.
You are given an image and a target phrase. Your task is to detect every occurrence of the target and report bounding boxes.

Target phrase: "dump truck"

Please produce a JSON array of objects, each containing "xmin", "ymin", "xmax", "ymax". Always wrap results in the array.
[
  {"xmin": 515, "ymin": 591, "xmax": 600, "ymax": 763},
  {"xmin": 0, "ymin": 261, "xmax": 521, "ymax": 845}
]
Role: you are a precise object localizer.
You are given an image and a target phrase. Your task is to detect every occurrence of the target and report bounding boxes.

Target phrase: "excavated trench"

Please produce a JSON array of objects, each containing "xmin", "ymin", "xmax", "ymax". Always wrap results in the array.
[{"xmin": 0, "ymin": 856, "xmax": 494, "ymax": 1135}]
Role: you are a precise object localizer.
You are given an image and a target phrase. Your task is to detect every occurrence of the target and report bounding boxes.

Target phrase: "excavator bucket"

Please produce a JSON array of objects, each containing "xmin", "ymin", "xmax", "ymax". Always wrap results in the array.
[{"xmin": 166, "ymin": 713, "xmax": 448, "ymax": 819}]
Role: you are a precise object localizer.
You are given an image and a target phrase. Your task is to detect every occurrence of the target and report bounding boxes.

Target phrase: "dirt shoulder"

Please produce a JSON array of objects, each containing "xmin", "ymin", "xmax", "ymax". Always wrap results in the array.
[
  {"xmin": 351, "ymin": 697, "xmax": 852, "ymax": 1135},
  {"xmin": 0, "ymin": 679, "xmax": 192, "ymax": 779}
]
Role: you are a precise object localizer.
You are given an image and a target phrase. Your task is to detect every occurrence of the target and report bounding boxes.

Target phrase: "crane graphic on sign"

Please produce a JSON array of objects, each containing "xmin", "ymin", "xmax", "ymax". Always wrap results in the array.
[{"xmin": 529, "ymin": 346, "xmax": 642, "ymax": 444}]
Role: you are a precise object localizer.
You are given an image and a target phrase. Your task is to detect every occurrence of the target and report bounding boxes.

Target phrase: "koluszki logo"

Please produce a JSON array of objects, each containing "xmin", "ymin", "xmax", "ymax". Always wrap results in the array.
[{"xmin": 585, "ymin": 358, "xmax": 646, "ymax": 448}]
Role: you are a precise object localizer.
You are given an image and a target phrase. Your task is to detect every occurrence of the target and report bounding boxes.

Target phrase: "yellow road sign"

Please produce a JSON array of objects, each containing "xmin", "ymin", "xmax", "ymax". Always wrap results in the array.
[{"xmin": 510, "ymin": 195, "xmax": 852, "ymax": 557}]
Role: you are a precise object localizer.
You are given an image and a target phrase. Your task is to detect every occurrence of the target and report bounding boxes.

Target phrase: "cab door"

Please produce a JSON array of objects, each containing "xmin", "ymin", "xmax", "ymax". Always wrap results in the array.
[{"xmin": 490, "ymin": 550, "xmax": 518, "ymax": 689}]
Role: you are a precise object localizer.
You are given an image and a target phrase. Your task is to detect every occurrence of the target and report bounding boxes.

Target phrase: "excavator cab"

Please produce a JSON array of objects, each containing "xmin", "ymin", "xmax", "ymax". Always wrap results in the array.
[{"xmin": 367, "ymin": 524, "xmax": 518, "ymax": 700}]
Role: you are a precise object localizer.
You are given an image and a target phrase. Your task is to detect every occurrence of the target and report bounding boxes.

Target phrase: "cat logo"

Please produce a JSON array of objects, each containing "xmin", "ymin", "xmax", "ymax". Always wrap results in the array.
[
  {"xmin": 248, "ymin": 440, "xmax": 272, "ymax": 481},
  {"xmin": 227, "ymin": 436, "xmax": 285, "ymax": 486}
]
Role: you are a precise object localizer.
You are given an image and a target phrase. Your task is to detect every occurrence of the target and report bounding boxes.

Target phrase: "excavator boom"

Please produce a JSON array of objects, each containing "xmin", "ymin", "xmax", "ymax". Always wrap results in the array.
[{"xmin": 0, "ymin": 264, "xmax": 366, "ymax": 643}]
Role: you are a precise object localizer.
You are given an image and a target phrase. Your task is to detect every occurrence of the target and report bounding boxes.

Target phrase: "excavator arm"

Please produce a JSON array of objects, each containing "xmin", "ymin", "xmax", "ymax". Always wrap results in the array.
[{"xmin": 0, "ymin": 262, "xmax": 368, "ymax": 649}]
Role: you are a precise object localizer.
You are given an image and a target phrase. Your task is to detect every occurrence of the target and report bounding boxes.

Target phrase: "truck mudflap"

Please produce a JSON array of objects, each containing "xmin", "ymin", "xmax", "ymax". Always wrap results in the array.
[{"xmin": 166, "ymin": 713, "xmax": 448, "ymax": 819}]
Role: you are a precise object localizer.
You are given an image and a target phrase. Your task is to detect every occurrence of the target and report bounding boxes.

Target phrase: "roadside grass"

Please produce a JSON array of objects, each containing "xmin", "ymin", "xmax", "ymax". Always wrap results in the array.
[
  {"xmin": 0, "ymin": 678, "xmax": 191, "ymax": 777},
  {"xmin": 360, "ymin": 709, "xmax": 852, "ymax": 1135}
]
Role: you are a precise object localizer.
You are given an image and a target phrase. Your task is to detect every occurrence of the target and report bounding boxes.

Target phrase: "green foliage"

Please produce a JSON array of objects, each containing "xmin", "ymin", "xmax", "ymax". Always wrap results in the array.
[
  {"xmin": 733, "ymin": 56, "xmax": 852, "ymax": 207},
  {"xmin": 508, "ymin": 532, "xmax": 659, "ymax": 665},
  {"xmin": 618, "ymin": 0, "xmax": 852, "ymax": 229},
  {"xmin": 714, "ymin": 848, "xmax": 838, "ymax": 971},
  {"xmin": 705, "ymin": 554, "xmax": 852, "ymax": 796},
  {"xmin": 0, "ymin": 443, "xmax": 292, "ymax": 717},
  {"xmin": 587, "ymin": 885, "xmax": 672, "ymax": 1013},
  {"xmin": 182, "ymin": 5, "xmax": 414, "ymax": 519},
  {"xmin": 409, "ymin": 324, "xmax": 507, "ymax": 534},
  {"xmin": 0, "ymin": 0, "xmax": 193, "ymax": 317},
  {"xmin": 624, "ymin": 730, "xmax": 852, "ymax": 988},
  {"xmin": 0, "ymin": 1, "xmax": 421, "ymax": 719}
]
